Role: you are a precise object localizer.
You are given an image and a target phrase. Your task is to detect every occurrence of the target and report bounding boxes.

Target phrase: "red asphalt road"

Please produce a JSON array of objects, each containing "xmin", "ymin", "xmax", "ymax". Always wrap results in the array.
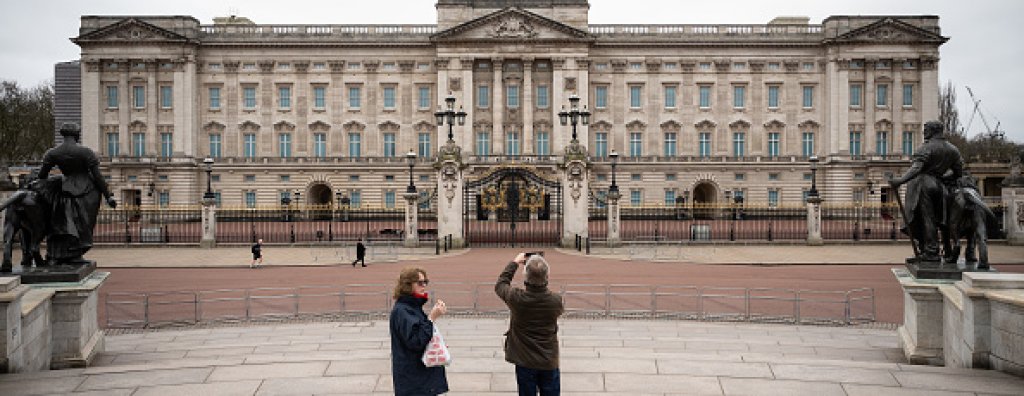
[{"xmin": 97, "ymin": 248, "xmax": 1024, "ymax": 326}]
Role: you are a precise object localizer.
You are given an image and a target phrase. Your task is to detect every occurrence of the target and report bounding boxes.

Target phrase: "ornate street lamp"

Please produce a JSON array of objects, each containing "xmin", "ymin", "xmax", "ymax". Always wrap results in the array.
[
  {"xmin": 608, "ymin": 150, "xmax": 619, "ymax": 194},
  {"xmin": 808, "ymin": 155, "xmax": 820, "ymax": 198},
  {"xmin": 202, "ymin": 157, "xmax": 215, "ymax": 199},
  {"xmin": 434, "ymin": 94, "xmax": 467, "ymax": 142},
  {"xmin": 406, "ymin": 149, "xmax": 417, "ymax": 194},
  {"xmin": 558, "ymin": 94, "xmax": 590, "ymax": 142}
]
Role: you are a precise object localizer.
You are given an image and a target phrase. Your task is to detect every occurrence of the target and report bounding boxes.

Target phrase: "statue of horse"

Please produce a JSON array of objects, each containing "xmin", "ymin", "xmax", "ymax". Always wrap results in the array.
[
  {"xmin": 0, "ymin": 170, "xmax": 51, "ymax": 271},
  {"xmin": 946, "ymin": 174, "xmax": 996, "ymax": 269}
]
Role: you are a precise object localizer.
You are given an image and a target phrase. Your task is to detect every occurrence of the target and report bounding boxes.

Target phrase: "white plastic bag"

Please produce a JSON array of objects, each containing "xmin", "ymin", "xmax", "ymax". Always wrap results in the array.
[{"xmin": 421, "ymin": 325, "xmax": 452, "ymax": 367}]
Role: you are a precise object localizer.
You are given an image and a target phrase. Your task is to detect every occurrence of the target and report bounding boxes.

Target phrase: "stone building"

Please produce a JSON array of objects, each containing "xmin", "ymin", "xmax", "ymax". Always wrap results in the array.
[{"xmin": 72, "ymin": 0, "xmax": 983, "ymax": 213}]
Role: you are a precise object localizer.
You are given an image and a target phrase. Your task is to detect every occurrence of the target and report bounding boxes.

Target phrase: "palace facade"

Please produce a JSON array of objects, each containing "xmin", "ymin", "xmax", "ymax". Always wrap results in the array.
[{"xmin": 72, "ymin": 0, "xmax": 985, "ymax": 211}]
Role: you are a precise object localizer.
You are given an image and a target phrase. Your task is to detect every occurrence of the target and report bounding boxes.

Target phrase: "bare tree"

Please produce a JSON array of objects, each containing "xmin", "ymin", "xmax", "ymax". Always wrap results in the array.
[{"xmin": 0, "ymin": 80, "xmax": 54, "ymax": 164}]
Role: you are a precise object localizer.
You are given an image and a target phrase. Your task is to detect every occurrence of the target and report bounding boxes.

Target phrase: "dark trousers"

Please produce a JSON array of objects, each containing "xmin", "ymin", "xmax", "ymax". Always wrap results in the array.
[
  {"xmin": 515, "ymin": 365, "xmax": 559, "ymax": 396},
  {"xmin": 352, "ymin": 255, "xmax": 365, "ymax": 266}
]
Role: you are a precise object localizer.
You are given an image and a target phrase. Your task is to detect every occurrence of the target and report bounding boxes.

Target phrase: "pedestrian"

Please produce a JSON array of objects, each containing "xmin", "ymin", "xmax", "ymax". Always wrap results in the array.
[
  {"xmin": 495, "ymin": 252, "xmax": 565, "ymax": 396},
  {"xmin": 250, "ymin": 238, "xmax": 263, "ymax": 269},
  {"xmin": 390, "ymin": 266, "xmax": 448, "ymax": 396},
  {"xmin": 352, "ymin": 239, "xmax": 366, "ymax": 267}
]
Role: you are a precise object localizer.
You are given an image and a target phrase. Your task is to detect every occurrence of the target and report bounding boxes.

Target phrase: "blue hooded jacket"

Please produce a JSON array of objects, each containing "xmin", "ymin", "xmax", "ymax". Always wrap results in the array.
[{"xmin": 390, "ymin": 294, "xmax": 448, "ymax": 395}]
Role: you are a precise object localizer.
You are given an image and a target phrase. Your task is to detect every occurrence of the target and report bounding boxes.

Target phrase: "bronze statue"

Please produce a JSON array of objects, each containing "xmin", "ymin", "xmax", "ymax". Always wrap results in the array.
[
  {"xmin": 948, "ymin": 173, "xmax": 996, "ymax": 269},
  {"xmin": 34, "ymin": 123, "xmax": 117, "ymax": 265},
  {"xmin": 1, "ymin": 170, "xmax": 51, "ymax": 271},
  {"xmin": 888, "ymin": 121, "xmax": 964, "ymax": 263}
]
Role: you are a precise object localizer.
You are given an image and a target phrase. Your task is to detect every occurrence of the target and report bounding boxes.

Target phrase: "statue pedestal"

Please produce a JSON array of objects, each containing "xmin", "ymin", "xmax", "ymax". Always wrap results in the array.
[
  {"xmin": 905, "ymin": 259, "xmax": 995, "ymax": 281},
  {"xmin": 893, "ymin": 267, "xmax": 953, "ymax": 365},
  {"xmin": 32, "ymin": 271, "xmax": 108, "ymax": 369},
  {"xmin": 16, "ymin": 262, "xmax": 97, "ymax": 284}
]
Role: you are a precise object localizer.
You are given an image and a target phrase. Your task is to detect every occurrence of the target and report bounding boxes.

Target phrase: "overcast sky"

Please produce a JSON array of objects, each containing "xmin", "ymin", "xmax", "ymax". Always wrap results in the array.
[{"xmin": 1, "ymin": 0, "xmax": 1020, "ymax": 142}]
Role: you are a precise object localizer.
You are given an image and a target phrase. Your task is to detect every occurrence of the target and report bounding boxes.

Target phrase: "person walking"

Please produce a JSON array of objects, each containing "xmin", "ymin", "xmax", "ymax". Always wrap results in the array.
[
  {"xmin": 495, "ymin": 252, "xmax": 565, "ymax": 396},
  {"xmin": 352, "ymin": 239, "xmax": 366, "ymax": 267},
  {"xmin": 390, "ymin": 266, "xmax": 448, "ymax": 396},
  {"xmin": 250, "ymin": 238, "xmax": 263, "ymax": 268}
]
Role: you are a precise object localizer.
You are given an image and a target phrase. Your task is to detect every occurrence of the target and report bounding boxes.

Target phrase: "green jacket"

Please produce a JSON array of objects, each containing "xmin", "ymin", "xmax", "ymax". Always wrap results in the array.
[{"xmin": 495, "ymin": 261, "xmax": 565, "ymax": 370}]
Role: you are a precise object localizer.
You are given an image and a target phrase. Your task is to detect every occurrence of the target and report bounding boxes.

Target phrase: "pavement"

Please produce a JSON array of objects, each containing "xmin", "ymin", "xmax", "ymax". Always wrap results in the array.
[{"xmin": 2, "ymin": 318, "xmax": 1024, "ymax": 395}]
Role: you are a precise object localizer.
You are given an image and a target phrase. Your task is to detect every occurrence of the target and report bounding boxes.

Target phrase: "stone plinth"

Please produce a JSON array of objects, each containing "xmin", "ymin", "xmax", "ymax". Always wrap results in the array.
[
  {"xmin": 18, "ymin": 288, "xmax": 54, "ymax": 372},
  {"xmin": 893, "ymin": 267, "xmax": 955, "ymax": 365},
  {"xmin": 944, "ymin": 273, "xmax": 1024, "ymax": 375},
  {"xmin": 403, "ymin": 192, "xmax": 420, "ymax": 248},
  {"xmin": 1, "ymin": 276, "xmax": 29, "ymax": 372},
  {"xmin": 806, "ymin": 197, "xmax": 823, "ymax": 246},
  {"xmin": 31, "ymin": 271, "xmax": 108, "ymax": 369},
  {"xmin": 606, "ymin": 191, "xmax": 621, "ymax": 247},
  {"xmin": 200, "ymin": 197, "xmax": 217, "ymax": 248}
]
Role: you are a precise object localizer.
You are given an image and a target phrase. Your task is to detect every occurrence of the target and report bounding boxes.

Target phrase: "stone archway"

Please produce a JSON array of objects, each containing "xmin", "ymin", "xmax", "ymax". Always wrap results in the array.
[
  {"xmin": 692, "ymin": 182, "xmax": 718, "ymax": 220},
  {"xmin": 308, "ymin": 183, "xmax": 333, "ymax": 206}
]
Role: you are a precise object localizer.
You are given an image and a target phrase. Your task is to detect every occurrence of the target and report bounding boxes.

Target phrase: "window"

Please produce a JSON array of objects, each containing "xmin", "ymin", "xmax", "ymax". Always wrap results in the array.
[
  {"xmin": 802, "ymin": 132, "xmax": 815, "ymax": 157},
  {"xmin": 595, "ymin": 190, "xmax": 607, "ymax": 209},
  {"xmin": 665, "ymin": 173, "xmax": 677, "ymax": 181},
  {"xmin": 699, "ymin": 62, "xmax": 712, "ymax": 71},
  {"xmin": 732, "ymin": 132, "xmax": 746, "ymax": 157},
  {"xmin": 630, "ymin": 62, "xmax": 642, "ymax": 70},
  {"xmin": 903, "ymin": 84, "xmax": 914, "ymax": 107},
  {"xmin": 280, "ymin": 175, "xmax": 290, "ymax": 182},
  {"xmin": 767, "ymin": 85, "xmax": 779, "ymax": 108},
  {"xmin": 158, "ymin": 191, "xmax": 169, "ymax": 208},
  {"xmin": 279, "ymin": 86, "xmax": 291, "ymax": 109},
  {"xmin": 767, "ymin": 132, "xmax": 780, "ymax": 157},
  {"xmin": 629, "ymin": 132, "xmax": 642, "ymax": 157},
  {"xmin": 106, "ymin": 86, "xmax": 118, "ymax": 108},
  {"xmin": 594, "ymin": 132, "xmax": 607, "ymax": 158},
  {"xmin": 160, "ymin": 132, "xmax": 173, "ymax": 157},
  {"xmin": 132, "ymin": 133, "xmax": 145, "ymax": 157},
  {"xmin": 664, "ymin": 86, "xmax": 677, "ymax": 108},
  {"xmin": 665, "ymin": 190, "xmax": 676, "ymax": 206},
  {"xmin": 244, "ymin": 175, "xmax": 256, "ymax": 182},
  {"xmin": 733, "ymin": 85, "xmax": 746, "ymax": 108},
  {"xmin": 477, "ymin": 85, "xmax": 489, "ymax": 108},
  {"xmin": 160, "ymin": 86, "xmax": 172, "ymax": 109},
  {"xmin": 348, "ymin": 86, "xmax": 361, "ymax": 109},
  {"xmin": 418, "ymin": 86, "xmax": 430, "ymax": 109},
  {"xmin": 663, "ymin": 132, "xmax": 677, "ymax": 157},
  {"xmin": 243, "ymin": 133, "xmax": 257, "ymax": 158},
  {"xmin": 735, "ymin": 173, "xmax": 746, "ymax": 181},
  {"xmin": 384, "ymin": 191, "xmax": 396, "ymax": 209},
  {"xmin": 506, "ymin": 130, "xmax": 520, "ymax": 156},
  {"xmin": 476, "ymin": 132, "xmax": 490, "ymax": 155},
  {"xmin": 383, "ymin": 86, "xmax": 396, "ymax": 109},
  {"xmin": 213, "ymin": 192, "xmax": 222, "ymax": 208},
  {"xmin": 768, "ymin": 63, "xmax": 780, "ymax": 71},
  {"xmin": 535, "ymin": 131, "xmax": 549, "ymax": 156},
  {"xmin": 850, "ymin": 84, "xmax": 862, "ymax": 107},
  {"xmin": 850, "ymin": 131, "xmax": 863, "ymax": 156},
  {"xmin": 348, "ymin": 133, "xmax": 361, "ymax": 157},
  {"xmin": 384, "ymin": 133, "xmax": 398, "ymax": 157},
  {"xmin": 803, "ymin": 62, "xmax": 814, "ymax": 71},
  {"xmin": 902, "ymin": 131, "xmax": 914, "ymax": 155},
  {"xmin": 595, "ymin": 86, "xmax": 608, "ymax": 109},
  {"xmin": 507, "ymin": 85, "xmax": 519, "ymax": 108},
  {"xmin": 349, "ymin": 175, "xmax": 360, "ymax": 182},
  {"xmin": 209, "ymin": 87, "xmax": 221, "ymax": 110},
  {"xmin": 314, "ymin": 133, "xmax": 327, "ymax": 158},
  {"xmin": 106, "ymin": 132, "xmax": 119, "ymax": 156},
  {"xmin": 243, "ymin": 87, "xmax": 256, "ymax": 109},
  {"xmin": 630, "ymin": 190, "xmax": 642, "ymax": 207},
  {"xmin": 768, "ymin": 173, "xmax": 780, "ymax": 181},
  {"xmin": 278, "ymin": 133, "xmax": 292, "ymax": 158},
  {"xmin": 876, "ymin": 84, "xmax": 888, "ymax": 107},
  {"xmin": 133, "ymin": 86, "xmax": 145, "ymax": 108},
  {"xmin": 280, "ymin": 191, "xmax": 292, "ymax": 204},
  {"xmin": 418, "ymin": 133, "xmax": 431, "ymax": 158},
  {"xmin": 768, "ymin": 189, "xmax": 779, "ymax": 208},
  {"xmin": 245, "ymin": 191, "xmax": 257, "ymax": 208},
  {"xmin": 733, "ymin": 62, "xmax": 745, "ymax": 71},
  {"xmin": 385, "ymin": 175, "xmax": 395, "ymax": 182},
  {"xmin": 802, "ymin": 86, "xmax": 814, "ymax": 108},
  {"xmin": 629, "ymin": 85, "xmax": 642, "ymax": 108},
  {"xmin": 419, "ymin": 190, "xmax": 430, "ymax": 210},
  {"xmin": 313, "ymin": 86, "xmax": 326, "ymax": 109},
  {"xmin": 536, "ymin": 85, "xmax": 549, "ymax": 108},
  {"xmin": 876, "ymin": 131, "xmax": 889, "ymax": 155},
  {"xmin": 699, "ymin": 132, "xmax": 711, "ymax": 158},
  {"xmin": 699, "ymin": 85, "xmax": 711, "ymax": 108},
  {"xmin": 209, "ymin": 134, "xmax": 221, "ymax": 158},
  {"xmin": 350, "ymin": 190, "xmax": 362, "ymax": 208}
]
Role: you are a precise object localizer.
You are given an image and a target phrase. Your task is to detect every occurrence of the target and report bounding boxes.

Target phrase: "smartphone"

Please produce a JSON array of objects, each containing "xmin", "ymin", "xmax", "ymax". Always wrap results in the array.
[{"xmin": 524, "ymin": 251, "xmax": 544, "ymax": 258}]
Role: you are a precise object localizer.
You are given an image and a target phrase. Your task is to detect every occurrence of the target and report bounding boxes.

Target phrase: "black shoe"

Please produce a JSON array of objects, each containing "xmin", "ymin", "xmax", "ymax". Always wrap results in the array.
[{"xmin": 362, "ymin": 264, "xmax": 367, "ymax": 267}]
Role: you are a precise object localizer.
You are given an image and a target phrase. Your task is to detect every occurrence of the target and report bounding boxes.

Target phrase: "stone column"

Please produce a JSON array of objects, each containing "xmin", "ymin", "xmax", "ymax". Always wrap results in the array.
[
  {"xmin": 437, "ymin": 142, "xmax": 465, "ymax": 248},
  {"xmin": 1002, "ymin": 182, "xmax": 1024, "ymax": 246},
  {"xmin": 403, "ymin": 192, "xmax": 419, "ymax": 248},
  {"xmin": 806, "ymin": 195, "xmax": 823, "ymax": 245},
  {"xmin": 523, "ymin": 58, "xmax": 534, "ymax": 154},
  {"xmin": 606, "ymin": 190, "xmax": 622, "ymax": 247},
  {"xmin": 0, "ymin": 276, "xmax": 29, "ymax": 373},
  {"xmin": 892, "ymin": 267, "xmax": 953, "ymax": 365},
  {"xmin": 200, "ymin": 196, "xmax": 217, "ymax": 248},
  {"xmin": 492, "ymin": 58, "xmax": 504, "ymax": 155},
  {"xmin": 46, "ymin": 272, "xmax": 109, "ymax": 369},
  {"xmin": 561, "ymin": 143, "xmax": 589, "ymax": 247}
]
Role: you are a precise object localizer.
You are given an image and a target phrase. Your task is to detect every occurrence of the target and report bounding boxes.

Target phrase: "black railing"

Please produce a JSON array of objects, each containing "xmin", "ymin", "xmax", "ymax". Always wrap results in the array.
[{"xmin": 96, "ymin": 207, "xmax": 203, "ymax": 244}]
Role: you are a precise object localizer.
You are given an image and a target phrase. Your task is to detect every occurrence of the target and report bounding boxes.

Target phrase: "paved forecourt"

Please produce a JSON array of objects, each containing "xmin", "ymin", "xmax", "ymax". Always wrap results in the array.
[{"xmin": 3, "ymin": 318, "xmax": 1024, "ymax": 395}]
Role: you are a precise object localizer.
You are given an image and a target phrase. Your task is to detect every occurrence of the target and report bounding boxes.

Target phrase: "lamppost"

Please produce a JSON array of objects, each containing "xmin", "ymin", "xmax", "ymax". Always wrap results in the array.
[
  {"xmin": 406, "ymin": 149, "xmax": 417, "ymax": 194},
  {"xmin": 608, "ymin": 150, "xmax": 619, "ymax": 194},
  {"xmin": 434, "ymin": 94, "xmax": 467, "ymax": 143},
  {"xmin": 558, "ymin": 94, "xmax": 591, "ymax": 142},
  {"xmin": 203, "ymin": 157, "xmax": 215, "ymax": 199},
  {"xmin": 808, "ymin": 155, "xmax": 820, "ymax": 198}
]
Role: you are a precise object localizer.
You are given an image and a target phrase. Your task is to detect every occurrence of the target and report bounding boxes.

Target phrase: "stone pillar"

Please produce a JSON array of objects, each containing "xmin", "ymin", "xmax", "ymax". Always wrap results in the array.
[
  {"xmin": 403, "ymin": 192, "xmax": 419, "ymax": 248},
  {"xmin": 45, "ymin": 272, "xmax": 108, "ymax": 369},
  {"xmin": 0, "ymin": 276, "xmax": 29, "ymax": 372},
  {"xmin": 436, "ymin": 141, "xmax": 465, "ymax": 248},
  {"xmin": 200, "ymin": 197, "xmax": 217, "ymax": 248},
  {"xmin": 606, "ymin": 190, "xmax": 622, "ymax": 247},
  {"xmin": 523, "ymin": 59, "xmax": 534, "ymax": 154},
  {"xmin": 806, "ymin": 196, "xmax": 823, "ymax": 245},
  {"xmin": 1002, "ymin": 185, "xmax": 1024, "ymax": 245},
  {"xmin": 492, "ymin": 58, "xmax": 504, "ymax": 155},
  {"xmin": 560, "ymin": 144, "xmax": 589, "ymax": 247},
  {"xmin": 892, "ymin": 267, "xmax": 954, "ymax": 365}
]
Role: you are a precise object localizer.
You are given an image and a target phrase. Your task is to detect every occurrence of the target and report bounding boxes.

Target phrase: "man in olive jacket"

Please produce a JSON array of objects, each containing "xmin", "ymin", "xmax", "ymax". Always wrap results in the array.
[{"xmin": 496, "ymin": 252, "xmax": 565, "ymax": 395}]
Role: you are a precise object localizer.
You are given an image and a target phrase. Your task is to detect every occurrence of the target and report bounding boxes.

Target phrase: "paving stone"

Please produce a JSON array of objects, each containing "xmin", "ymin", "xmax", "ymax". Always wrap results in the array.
[
  {"xmin": 0, "ymin": 376, "xmax": 85, "ymax": 396},
  {"xmin": 604, "ymin": 373, "xmax": 722, "ymax": 394},
  {"xmin": 108, "ymin": 350, "xmax": 188, "ymax": 364},
  {"xmin": 132, "ymin": 380, "xmax": 262, "ymax": 396},
  {"xmin": 561, "ymin": 357, "xmax": 657, "ymax": 373},
  {"xmin": 720, "ymin": 378, "xmax": 847, "ymax": 396},
  {"xmin": 76, "ymin": 367, "xmax": 213, "ymax": 391},
  {"xmin": 184, "ymin": 346, "xmax": 258, "ymax": 358},
  {"xmin": 324, "ymin": 359, "xmax": 391, "ymax": 375},
  {"xmin": 489, "ymin": 371, "xmax": 604, "ymax": 392},
  {"xmin": 842, "ymin": 383, "xmax": 975, "ymax": 396},
  {"xmin": 768, "ymin": 363, "xmax": 900, "ymax": 386},
  {"xmin": 656, "ymin": 359, "xmax": 773, "ymax": 378},
  {"xmin": 256, "ymin": 375, "xmax": 380, "ymax": 395},
  {"xmin": 892, "ymin": 371, "xmax": 1024, "ymax": 395},
  {"xmin": 252, "ymin": 342, "xmax": 323, "ymax": 354},
  {"xmin": 244, "ymin": 350, "xmax": 387, "ymax": 364},
  {"xmin": 83, "ymin": 357, "xmax": 244, "ymax": 375},
  {"xmin": 207, "ymin": 361, "xmax": 329, "ymax": 381}
]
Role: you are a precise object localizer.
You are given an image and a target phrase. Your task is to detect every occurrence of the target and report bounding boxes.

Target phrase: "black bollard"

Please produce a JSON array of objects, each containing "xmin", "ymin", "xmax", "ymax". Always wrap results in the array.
[{"xmin": 435, "ymin": 238, "xmax": 440, "ymax": 255}]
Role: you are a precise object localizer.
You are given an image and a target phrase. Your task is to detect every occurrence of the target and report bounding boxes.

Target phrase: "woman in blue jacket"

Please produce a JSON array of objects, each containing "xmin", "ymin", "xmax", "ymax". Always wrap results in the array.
[{"xmin": 390, "ymin": 266, "xmax": 448, "ymax": 395}]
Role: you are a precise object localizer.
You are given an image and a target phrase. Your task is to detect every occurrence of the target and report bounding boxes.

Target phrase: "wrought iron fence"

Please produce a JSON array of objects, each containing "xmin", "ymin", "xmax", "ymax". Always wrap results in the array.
[
  {"xmin": 103, "ymin": 282, "xmax": 876, "ymax": 328},
  {"xmin": 95, "ymin": 206, "xmax": 203, "ymax": 245},
  {"xmin": 589, "ymin": 203, "xmax": 808, "ymax": 242}
]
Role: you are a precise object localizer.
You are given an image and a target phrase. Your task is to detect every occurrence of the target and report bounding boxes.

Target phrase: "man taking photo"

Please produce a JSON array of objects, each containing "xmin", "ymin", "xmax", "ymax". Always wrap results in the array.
[{"xmin": 495, "ymin": 252, "xmax": 565, "ymax": 396}]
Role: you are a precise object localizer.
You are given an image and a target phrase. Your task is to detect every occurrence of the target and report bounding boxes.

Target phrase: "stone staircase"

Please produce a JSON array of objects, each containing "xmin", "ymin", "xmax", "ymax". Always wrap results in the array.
[{"xmin": 1, "ymin": 318, "xmax": 1023, "ymax": 395}]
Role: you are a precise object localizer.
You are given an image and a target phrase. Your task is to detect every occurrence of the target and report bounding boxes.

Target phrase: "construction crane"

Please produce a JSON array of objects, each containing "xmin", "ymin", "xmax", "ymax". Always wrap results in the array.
[{"xmin": 964, "ymin": 86, "xmax": 1005, "ymax": 139}]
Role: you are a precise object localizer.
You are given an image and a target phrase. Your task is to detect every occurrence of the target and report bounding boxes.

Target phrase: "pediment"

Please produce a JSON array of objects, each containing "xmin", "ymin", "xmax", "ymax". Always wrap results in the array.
[
  {"xmin": 432, "ymin": 7, "xmax": 592, "ymax": 43},
  {"xmin": 73, "ymin": 18, "xmax": 193, "ymax": 44},
  {"xmin": 829, "ymin": 18, "xmax": 947, "ymax": 45}
]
